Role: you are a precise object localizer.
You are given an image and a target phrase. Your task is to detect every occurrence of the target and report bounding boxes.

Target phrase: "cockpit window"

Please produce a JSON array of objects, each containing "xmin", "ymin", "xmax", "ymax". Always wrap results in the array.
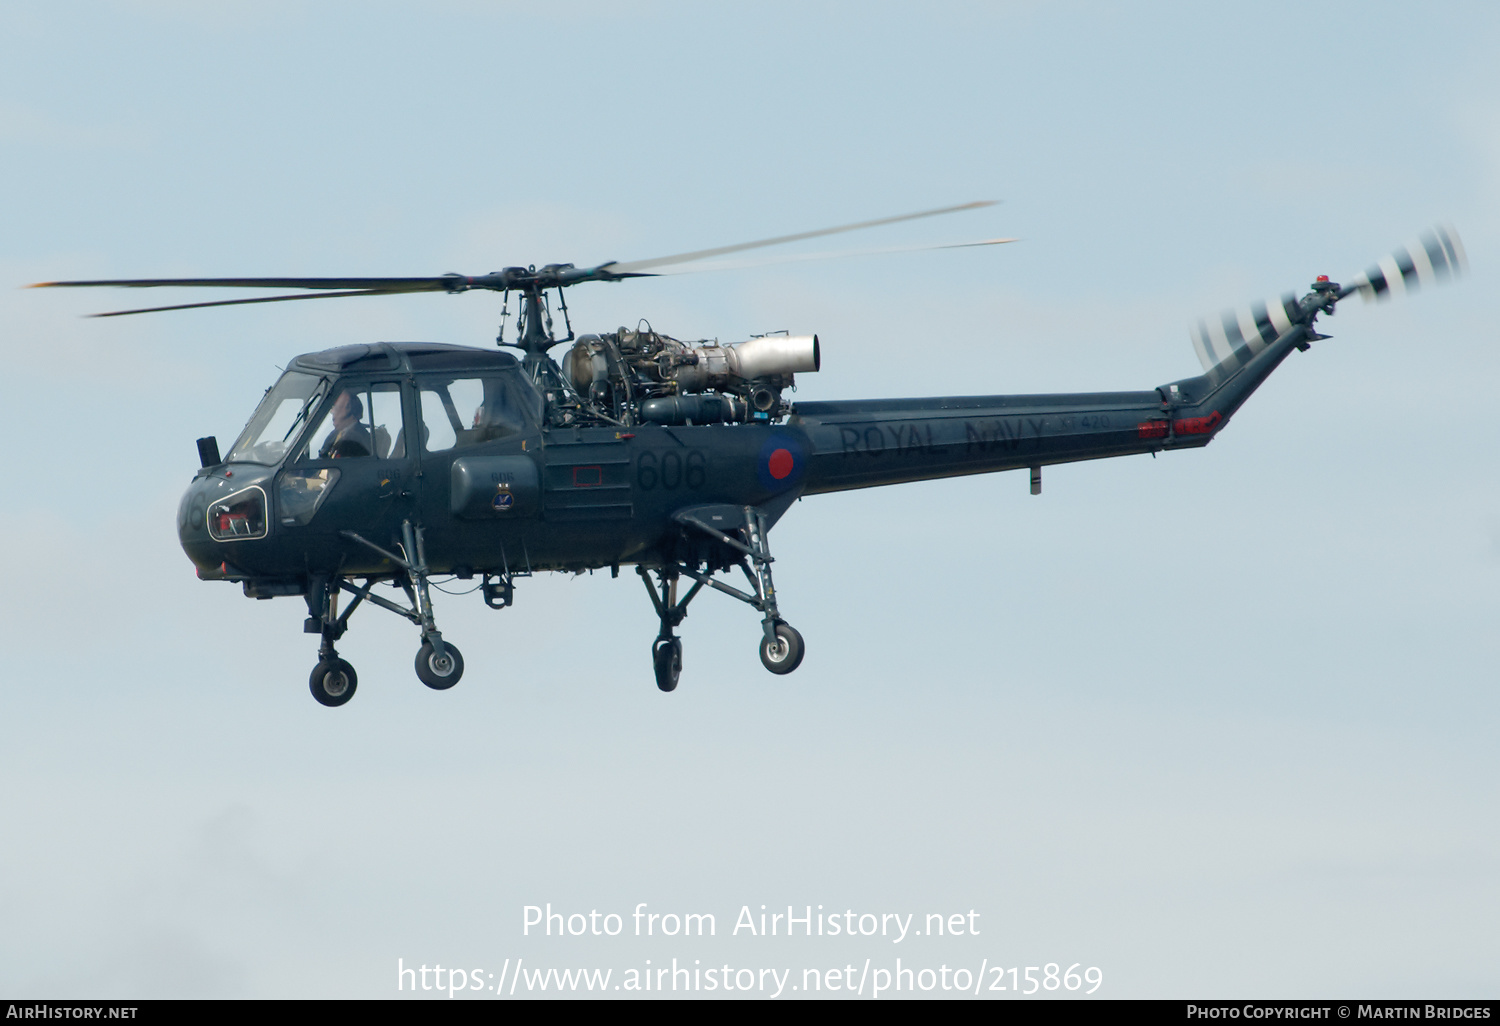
[
  {"xmin": 303, "ymin": 381, "xmax": 405, "ymax": 460},
  {"xmin": 226, "ymin": 371, "xmax": 328, "ymax": 465},
  {"xmin": 418, "ymin": 375, "xmax": 535, "ymax": 452}
]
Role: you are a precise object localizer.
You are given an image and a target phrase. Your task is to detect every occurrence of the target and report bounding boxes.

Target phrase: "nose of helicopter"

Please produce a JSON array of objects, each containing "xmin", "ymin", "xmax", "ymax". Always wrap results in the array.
[
  {"xmin": 178, "ymin": 467, "xmax": 273, "ymax": 579},
  {"xmin": 179, "ymin": 480, "xmax": 215, "ymax": 578}
]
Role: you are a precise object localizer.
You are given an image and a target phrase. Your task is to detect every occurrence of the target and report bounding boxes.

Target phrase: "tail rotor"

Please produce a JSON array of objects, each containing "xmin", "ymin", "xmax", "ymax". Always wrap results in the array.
[
  {"xmin": 1189, "ymin": 225, "xmax": 1467, "ymax": 374},
  {"xmin": 1342, "ymin": 223, "xmax": 1466, "ymax": 302}
]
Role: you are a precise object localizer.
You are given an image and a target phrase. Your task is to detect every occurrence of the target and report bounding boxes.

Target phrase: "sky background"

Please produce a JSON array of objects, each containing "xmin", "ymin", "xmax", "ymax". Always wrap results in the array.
[{"xmin": 2, "ymin": 0, "xmax": 1497, "ymax": 1000}]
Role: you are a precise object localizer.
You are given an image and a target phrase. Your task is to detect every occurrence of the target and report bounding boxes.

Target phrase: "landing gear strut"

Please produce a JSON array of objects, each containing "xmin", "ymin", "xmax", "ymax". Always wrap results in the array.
[
  {"xmin": 305, "ymin": 573, "xmax": 361, "ymax": 707},
  {"xmin": 301, "ymin": 520, "xmax": 468, "ymax": 707},
  {"xmin": 395, "ymin": 520, "xmax": 464, "ymax": 691},
  {"xmin": 640, "ymin": 505, "xmax": 806, "ymax": 690},
  {"xmin": 640, "ymin": 567, "xmax": 703, "ymax": 692},
  {"xmin": 738, "ymin": 506, "xmax": 804, "ymax": 675}
]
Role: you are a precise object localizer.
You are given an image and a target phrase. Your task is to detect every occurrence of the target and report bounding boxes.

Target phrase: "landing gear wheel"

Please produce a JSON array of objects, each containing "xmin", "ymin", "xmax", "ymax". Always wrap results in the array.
[
  {"xmin": 309, "ymin": 658, "xmax": 358, "ymax": 707},
  {"xmin": 415, "ymin": 641, "xmax": 464, "ymax": 690},
  {"xmin": 653, "ymin": 638, "xmax": 682, "ymax": 693},
  {"xmin": 759, "ymin": 622, "xmax": 804, "ymax": 675}
]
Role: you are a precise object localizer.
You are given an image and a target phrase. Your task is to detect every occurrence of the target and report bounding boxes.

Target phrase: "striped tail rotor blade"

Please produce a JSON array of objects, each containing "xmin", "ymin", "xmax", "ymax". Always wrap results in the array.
[
  {"xmin": 1190, "ymin": 293, "xmax": 1301, "ymax": 373},
  {"xmin": 1346, "ymin": 224, "xmax": 1467, "ymax": 302}
]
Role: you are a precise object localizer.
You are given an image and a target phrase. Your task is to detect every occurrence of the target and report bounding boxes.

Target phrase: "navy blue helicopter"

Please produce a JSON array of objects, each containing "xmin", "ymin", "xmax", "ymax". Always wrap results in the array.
[{"xmin": 31, "ymin": 206, "xmax": 1465, "ymax": 705}]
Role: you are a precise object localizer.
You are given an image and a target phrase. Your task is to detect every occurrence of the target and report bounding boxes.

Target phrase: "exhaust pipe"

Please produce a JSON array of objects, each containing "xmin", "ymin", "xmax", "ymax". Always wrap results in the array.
[{"xmin": 673, "ymin": 334, "xmax": 820, "ymax": 391}]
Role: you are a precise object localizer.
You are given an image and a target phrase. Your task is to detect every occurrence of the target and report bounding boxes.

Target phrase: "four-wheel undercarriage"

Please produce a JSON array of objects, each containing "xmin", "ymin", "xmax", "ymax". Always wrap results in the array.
[{"xmin": 302, "ymin": 508, "xmax": 800, "ymax": 706}]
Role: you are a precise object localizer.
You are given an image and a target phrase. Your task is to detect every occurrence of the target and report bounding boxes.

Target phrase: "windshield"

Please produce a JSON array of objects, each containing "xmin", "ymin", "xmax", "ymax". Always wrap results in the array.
[{"xmin": 226, "ymin": 371, "xmax": 329, "ymax": 465}]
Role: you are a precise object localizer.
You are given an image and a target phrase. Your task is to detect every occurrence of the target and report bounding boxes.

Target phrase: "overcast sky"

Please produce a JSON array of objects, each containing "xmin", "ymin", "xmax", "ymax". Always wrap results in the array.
[{"xmin": 2, "ymin": 0, "xmax": 1497, "ymax": 999}]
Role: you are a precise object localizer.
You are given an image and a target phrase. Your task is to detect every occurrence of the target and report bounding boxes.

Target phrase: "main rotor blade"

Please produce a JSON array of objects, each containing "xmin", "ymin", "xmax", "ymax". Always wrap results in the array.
[
  {"xmin": 605, "ymin": 200, "xmax": 999, "ymax": 274},
  {"xmin": 85, "ymin": 288, "xmax": 419, "ymax": 318},
  {"xmin": 654, "ymin": 236, "xmax": 1019, "ymax": 275},
  {"xmin": 30, "ymin": 276, "xmax": 452, "ymax": 291}
]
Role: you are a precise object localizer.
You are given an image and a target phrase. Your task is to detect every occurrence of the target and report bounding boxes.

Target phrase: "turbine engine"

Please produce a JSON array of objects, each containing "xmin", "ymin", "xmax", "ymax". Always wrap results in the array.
[{"xmin": 562, "ymin": 328, "xmax": 820, "ymax": 425}]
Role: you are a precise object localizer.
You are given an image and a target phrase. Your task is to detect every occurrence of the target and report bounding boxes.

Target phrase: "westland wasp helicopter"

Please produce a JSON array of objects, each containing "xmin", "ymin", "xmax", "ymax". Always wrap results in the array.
[{"xmin": 32, "ymin": 204, "xmax": 1465, "ymax": 706}]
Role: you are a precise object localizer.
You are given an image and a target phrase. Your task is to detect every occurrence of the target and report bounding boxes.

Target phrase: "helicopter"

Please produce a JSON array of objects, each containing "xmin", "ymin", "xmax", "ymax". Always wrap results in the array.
[{"xmin": 31, "ymin": 205, "xmax": 1465, "ymax": 706}]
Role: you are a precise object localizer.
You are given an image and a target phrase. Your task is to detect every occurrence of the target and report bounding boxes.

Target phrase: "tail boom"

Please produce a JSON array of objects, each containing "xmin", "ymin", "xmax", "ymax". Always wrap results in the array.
[{"xmin": 793, "ymin": 322, "xmax": 1312, "ymax": 496}]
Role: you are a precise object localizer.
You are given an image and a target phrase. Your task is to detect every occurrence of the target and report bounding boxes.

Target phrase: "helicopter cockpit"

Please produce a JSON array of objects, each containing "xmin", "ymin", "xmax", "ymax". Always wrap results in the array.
[
  {"xmin": 227, "ymin": 370, "xmax": 328, "ymax": 466},
  {"xmin": 222, "ymin": 345, "xmax": 543, "ymax": 470},
  {"xmin": 200, "ymin": 346, "xmax": 547, "ymax": 542}
]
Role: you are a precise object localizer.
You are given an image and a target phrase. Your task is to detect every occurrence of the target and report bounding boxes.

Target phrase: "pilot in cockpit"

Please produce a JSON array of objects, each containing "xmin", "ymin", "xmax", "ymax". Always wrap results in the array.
[
  {"xmin": 318, "ymin": 390, "xmax": 374, "ymax": 459},
  {"xmin": 468, "ymin": 382, "xmax": 521, "ymax": 443}
]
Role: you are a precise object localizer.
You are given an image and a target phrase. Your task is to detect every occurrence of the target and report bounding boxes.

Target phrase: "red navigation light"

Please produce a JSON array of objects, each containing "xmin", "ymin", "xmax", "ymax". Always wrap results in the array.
[
  {"xmin": 1173, "ymin": 410, "xmax": 1223, "ymax": 435},
  {"xmin": 1315, "ymin": 275, "xmax": 1330, "ymax": 282}
]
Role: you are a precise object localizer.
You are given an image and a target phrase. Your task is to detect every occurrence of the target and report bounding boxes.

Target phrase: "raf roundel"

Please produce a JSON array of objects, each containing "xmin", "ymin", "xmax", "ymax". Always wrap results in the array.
[{"xmin": 757, "ymin": 435, "xmax": 806, "ymax": 491}]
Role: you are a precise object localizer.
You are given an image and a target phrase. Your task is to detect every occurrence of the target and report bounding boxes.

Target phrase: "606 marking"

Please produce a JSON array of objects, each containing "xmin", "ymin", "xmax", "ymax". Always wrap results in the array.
[{"xmin": 636, "ymin": 450, "xmax": 707, "ymax": 491}]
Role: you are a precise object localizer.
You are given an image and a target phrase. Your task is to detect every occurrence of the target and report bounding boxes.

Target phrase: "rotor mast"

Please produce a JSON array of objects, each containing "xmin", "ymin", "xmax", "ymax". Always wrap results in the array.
[{"xmin": 496, "ymin": 267, "xmax": 588, "ymax": 406}]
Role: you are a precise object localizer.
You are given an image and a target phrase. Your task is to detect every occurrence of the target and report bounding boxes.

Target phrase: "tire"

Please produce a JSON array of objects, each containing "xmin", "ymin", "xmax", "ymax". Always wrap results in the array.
[
  {"xmin": 653, "ymin": 638, "xmax": 682, "ymax": 693},
  {"xmin": 309, "ymin": 658, "xmax": 358, "ymax": 707},
  {"xmin": 759, "ymin": 622, "xmax": 804, "ymax": 675},
  {"xmin": 415, "ymin": 641, "xmax": 464, "ymax": 690}
]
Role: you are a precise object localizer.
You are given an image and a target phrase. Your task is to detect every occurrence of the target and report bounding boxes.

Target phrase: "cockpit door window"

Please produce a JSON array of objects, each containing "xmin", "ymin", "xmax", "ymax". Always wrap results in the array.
[
  {"xmin": 302, "ymin": 382, "xmax": 406, "ymax": 461},
  {"xmin": 418, "ymin": 376, "xmax": 534, "ymax": 453}
]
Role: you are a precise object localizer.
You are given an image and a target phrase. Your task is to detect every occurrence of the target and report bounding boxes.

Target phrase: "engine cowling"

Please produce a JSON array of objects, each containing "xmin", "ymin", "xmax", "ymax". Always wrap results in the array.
[{"xmin": 671, "ymin": 335, "xmax": 820, "ymax": 391}]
